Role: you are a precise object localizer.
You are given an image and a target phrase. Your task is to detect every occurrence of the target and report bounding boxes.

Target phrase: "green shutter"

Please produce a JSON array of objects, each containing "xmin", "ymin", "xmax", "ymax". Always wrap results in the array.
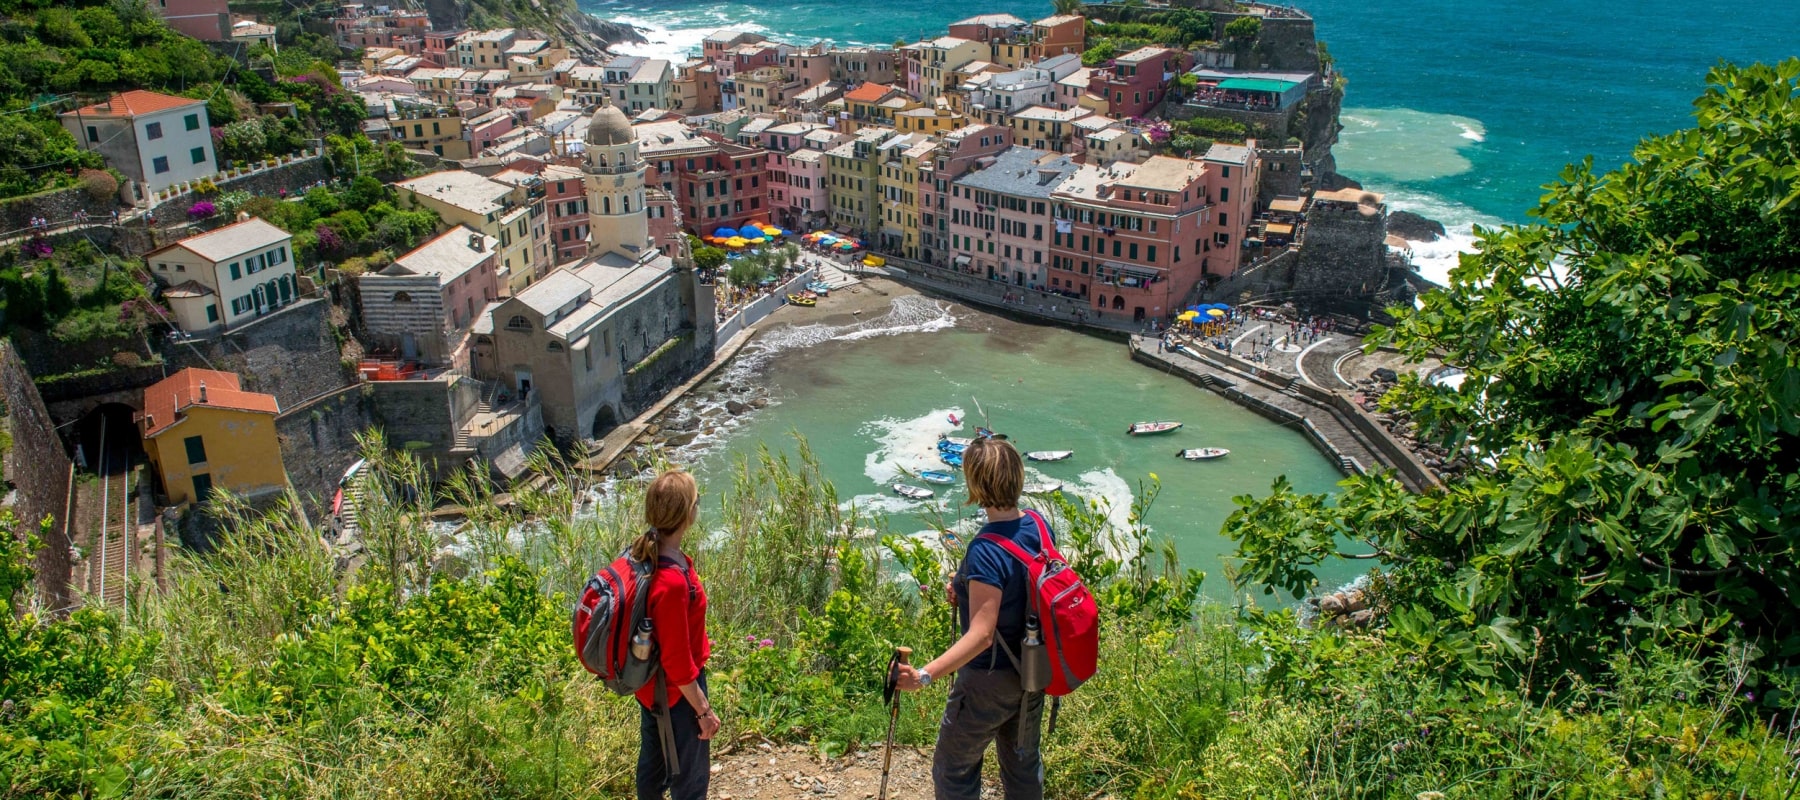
[{"xmin": 184, "ymin": 435, "xmax": 207, "ymax": 465}]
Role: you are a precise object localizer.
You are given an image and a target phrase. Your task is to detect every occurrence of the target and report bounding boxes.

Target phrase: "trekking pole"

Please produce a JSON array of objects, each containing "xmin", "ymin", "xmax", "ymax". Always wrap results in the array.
[{"xmin": 878, "ymin": 646, "xmax": 912, "ymax": 800}]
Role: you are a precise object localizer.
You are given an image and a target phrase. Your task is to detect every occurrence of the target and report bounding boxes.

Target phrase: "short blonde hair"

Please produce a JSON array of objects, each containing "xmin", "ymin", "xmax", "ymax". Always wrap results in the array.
[
  {"xmin": 632, "ymin": 469, "xmax": 698, "ymax": 561},
  {"xmin": 962, "ymin": 437, "xmax": 1022, "ymax": 510}
]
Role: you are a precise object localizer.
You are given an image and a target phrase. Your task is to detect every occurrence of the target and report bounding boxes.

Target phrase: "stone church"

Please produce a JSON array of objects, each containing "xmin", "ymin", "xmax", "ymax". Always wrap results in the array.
[{"xmin": 470, "ymin": 105, "xmax": 716, "ymax": 443}]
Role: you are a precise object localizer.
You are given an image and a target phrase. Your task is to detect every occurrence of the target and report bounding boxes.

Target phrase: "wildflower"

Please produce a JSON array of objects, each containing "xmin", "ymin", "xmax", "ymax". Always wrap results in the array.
[{"xmin": 759, "ymin": 638, "xmax": 774, "ymax": 648}]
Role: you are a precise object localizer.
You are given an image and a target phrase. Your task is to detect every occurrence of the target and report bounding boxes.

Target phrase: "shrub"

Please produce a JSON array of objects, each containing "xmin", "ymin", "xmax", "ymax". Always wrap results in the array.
[
  {"xmin": 78, "ymin": 169, "xmax": 117, "ymax": 203},
  {"xmin": 110, "ymin": 351, "xmax": 141, "ymax": 367},
  {"xmin": 187, "ymin": 200, "xmax": 217, "ymax": 220},
  {"xmin": 1224, "ymin": 16, "xmax": 1261, "ymax": 40}
]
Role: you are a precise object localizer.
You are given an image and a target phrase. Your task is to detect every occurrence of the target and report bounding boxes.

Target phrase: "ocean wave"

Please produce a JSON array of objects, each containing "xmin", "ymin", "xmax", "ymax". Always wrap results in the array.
[
  {"xmin": 860, "ymin": 407, "xmax": 967, "ymax": 485},
  {"xmin": 1374, "ymin": 185, "xmax": 1507, "ymax": 287},
  {"xmin": 745, "ymin": 295, "xmax": 956, "ymax": 360}
]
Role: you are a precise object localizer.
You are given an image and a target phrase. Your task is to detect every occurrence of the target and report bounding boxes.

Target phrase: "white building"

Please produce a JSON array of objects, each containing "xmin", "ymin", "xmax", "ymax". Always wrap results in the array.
[
  {"xmin": 146, "ymin": 217, "xmax": 299, "ymax": 334},
  {"xmin": 60, "ymin": 91, "xmax": 218, "ymax": 196}
]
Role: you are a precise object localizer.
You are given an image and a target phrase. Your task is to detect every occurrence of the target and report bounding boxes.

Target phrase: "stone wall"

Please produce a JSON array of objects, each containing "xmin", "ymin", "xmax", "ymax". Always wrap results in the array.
[
  {"xmin": 713, "ymin": 268, "xmax": 815, "ymax": 346},
  {"xmin": 1198, "ymin": 247, "xmax": 1299, "ymax": 305},
  {"xmin": 0, "ymin": 342, "xmax": 76, "ymax": 610},
  {"xmin": 1166, "ymin": 103, "xmax": 1293, "ymax": 142},
  {"xmin": 1295, "ymin": 203, "xmax": 1389, "ymax": 310},
  {"xmin": 144, "ymin": 156, "xmax": 331, "ymax": 228},
  {"xmin": 0, "ymin": 186, "xmax": 122, "ymax": 234},
  {"xmin": 159, "ymin": 298, "xmax": 354, "ymax": 412},
  {"xmin": 276, "ymin": 383, "xmax": 375, "ymax": 520},
  {"xmin": 1255, "ymin": 147, "xmax": 1305, "ymax": 204}
]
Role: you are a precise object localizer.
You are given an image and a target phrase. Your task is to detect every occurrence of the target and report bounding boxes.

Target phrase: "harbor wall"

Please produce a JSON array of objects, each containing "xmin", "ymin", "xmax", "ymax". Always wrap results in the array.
[{"xmin": 714, "ymin": 268, "xmax": 816, "ymax": 347}]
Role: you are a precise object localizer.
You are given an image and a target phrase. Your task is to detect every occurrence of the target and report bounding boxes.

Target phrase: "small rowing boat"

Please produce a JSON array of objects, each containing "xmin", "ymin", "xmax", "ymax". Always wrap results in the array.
[
  {"xmin": 1127, "ymin": 421, "xmax": 1183, "ymax": 436},
  {"xmin": 1025, "ymin": 450, "xmax": 1072, "ymax": 462},
  {"xmin": 787, "ymin": 293, "xmax": 816, "ymax": 307},
  {"xmin": 893, "ymin": 483, "xmax": 934, "ymax": 500},
  {"xmin": 939, "ymin": 450, "xmax": 963, "ymax": 467},
  {"xmin": 806, "ymin": 281, "xmax": 832, "ymax": 295},
  {"xmin": 1023, "ymin": 481, "xmax": 1064, "ymax": 495},
  {"xmin": 1178, "ymin": 448, "xmax": 1230, "ymax": 461},
  {"xmin": 940, "ymin": 435, "xmax": 973, "ymax": 447},
  {"xmin": 938, "ymin": 439, "xmax": 967, "ymax": 454},
  {"xmin": 919, "ymin": 469, "xmax": 957, "ymax": 485}
]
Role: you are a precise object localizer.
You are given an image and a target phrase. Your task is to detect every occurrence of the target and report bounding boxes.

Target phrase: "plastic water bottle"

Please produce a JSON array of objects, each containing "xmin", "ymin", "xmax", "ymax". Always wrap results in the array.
[{"xmin": 630, "ymin": 619, "xmax": 654, "ymax": 661}]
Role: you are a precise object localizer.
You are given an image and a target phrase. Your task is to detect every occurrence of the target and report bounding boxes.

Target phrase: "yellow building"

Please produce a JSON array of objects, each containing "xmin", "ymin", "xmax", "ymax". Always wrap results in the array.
[
  {"xmin": 827, "ymin": 126, "xmax": 896, "ymax": 237},
  {"xmin": 895, "ymin": 106, "xmax": 966, "ymax": 135},
  {"xmin": 885, "ymin": 138, "xmax": 936, "ymax": 259},
  {"xmin": 396, "ymin": 170, "xmax": 545, "ymax": 294},
  {"xmin": 392, "ymin": 105, "xmax": 470, "ymax": 160},
  {"xmin": 139, "ymin": 368, "xmax": 285, "ymax": 506}
]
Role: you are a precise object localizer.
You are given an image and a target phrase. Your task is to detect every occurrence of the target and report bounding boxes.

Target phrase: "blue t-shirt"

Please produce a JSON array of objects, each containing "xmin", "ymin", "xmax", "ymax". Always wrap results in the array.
[{"xmin": 955, "ymin": 511, "xmax": 1046, "ymax": 671}]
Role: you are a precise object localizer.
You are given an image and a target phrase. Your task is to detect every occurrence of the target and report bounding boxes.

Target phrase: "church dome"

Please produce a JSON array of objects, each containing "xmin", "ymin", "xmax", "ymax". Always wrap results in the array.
[{"xmin": 586, "ymin": 105, "xmax": 634, "ymax": 147}]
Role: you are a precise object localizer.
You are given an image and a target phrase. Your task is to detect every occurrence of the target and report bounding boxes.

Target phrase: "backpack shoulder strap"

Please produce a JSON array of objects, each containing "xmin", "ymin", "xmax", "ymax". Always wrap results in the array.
[
  {"xmin": 1021, "ymin": 508, "xmax": 1063, "ymax": 561},
  {"xmin": 975, "ymin": 531, "xmax": 1038, "ymax": 566}
]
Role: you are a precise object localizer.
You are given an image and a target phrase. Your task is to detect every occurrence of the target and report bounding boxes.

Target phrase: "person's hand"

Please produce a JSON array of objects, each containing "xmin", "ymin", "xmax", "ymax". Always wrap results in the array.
[
  {"xmin": 894, "ymin": 664, "xmax": 923, "ymax": 692},
  {"xmin": 697, "ymin": 709, "xmax": 721, "ymax": 740},
  {"xmin": 944, "ymin": 581, "xmax": 956, "ymax": 606}
]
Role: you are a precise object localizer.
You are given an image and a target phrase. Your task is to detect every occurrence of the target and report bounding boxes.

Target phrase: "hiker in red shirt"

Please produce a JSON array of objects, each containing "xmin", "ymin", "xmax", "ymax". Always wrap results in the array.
[{"xmin": 632, "ymin": 470, "xmax": 717, "ymax": 800}]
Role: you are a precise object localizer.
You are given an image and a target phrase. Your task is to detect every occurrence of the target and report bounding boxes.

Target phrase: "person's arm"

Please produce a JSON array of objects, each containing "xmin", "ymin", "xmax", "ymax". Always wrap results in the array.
[
  {"xmin": 650, "ymin": 575, "xmax": 722, "ymax": 738},
  {"xmin": 896, "ymin": 580, "xmax": 1001, "ymax": 691}
]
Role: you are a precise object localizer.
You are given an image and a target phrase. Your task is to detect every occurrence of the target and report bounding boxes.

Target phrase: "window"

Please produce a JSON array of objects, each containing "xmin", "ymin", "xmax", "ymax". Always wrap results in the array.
[
  {"xmin": 191, "ymin": 146, "xmax": 206, "ymax": 165},
  {"xmin": 547, "ymin": 341, "xmax": 564, "ymax": 352},
  {"xmin": 506, "ymin": 315, "xmax": 532, "ymax": 331},
  {"xmin": 185, "ymin": 113, "xmax": 200, "ymax": 131},
  {"xmin": 1221, "ymin": 166, "xmax": 1231, "ymax": 179},
  {"xmin": 146, "ymin": 122, "xmax": 163, "ymax": 140},
  {"xmin": 1219, "ymin": 187, "xmax": 1229, "ymax": 202},
  {"xmin": 392, "ymin": 291, "xmax": 413, "ymax": 303},
  {"xmin": 228, "ymin": 263, "xmax": 241, "ymax": 280},
  {"xmin": 206, "ymin": 305, "xmax": 219, "ymax": 323},
  {"xmin": 86, "ymin": 126, "xmax": 98, "ymax": 143},
  {"xmin": 152, "ymin": 156, "xmax": 169, "ymax": 174},
  {"xmin": 184, "ymin": 435, "xmax": 207, "ymax": 465},
  {"xmin": 1218, "ymin": 213, "xmax": 1227, "ymax": 226}
]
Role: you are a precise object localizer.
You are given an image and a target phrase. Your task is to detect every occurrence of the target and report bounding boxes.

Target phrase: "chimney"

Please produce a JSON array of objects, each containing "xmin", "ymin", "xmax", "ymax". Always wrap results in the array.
[
  {"xmin": 470, "ymin": 233, "xmax": 485, "ymax": 251},
  {"xmin": 198, "ymin": 381, "xmax": 208, "ymax": 403}
]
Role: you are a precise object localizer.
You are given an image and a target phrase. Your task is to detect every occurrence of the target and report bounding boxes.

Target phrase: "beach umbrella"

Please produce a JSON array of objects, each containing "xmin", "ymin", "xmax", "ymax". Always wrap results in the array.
[
  {"xmin": 1207, "ymin": 309, "xmax": 1226, "ymax": 318},
  {"xmin": 713, "ymin": 227, "xmax": 739, "ymax": 239},
  {"xmin": 746, "ymin": 235, "xmax": 767, "ymax": 244},
  {"xmin": 1178, "ymin": 310, "xmax": 1199, "ymax": 320},
  {"xmin": 725, "ymin": 236, "xmax": 749, "ymax": 248}
]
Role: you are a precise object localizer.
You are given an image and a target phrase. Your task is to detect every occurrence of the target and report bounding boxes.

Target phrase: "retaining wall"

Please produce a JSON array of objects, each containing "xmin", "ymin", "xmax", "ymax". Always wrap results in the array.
[
  {"xmin": 0, "ymin": 342, "xmax": 76, "ymax": 610},
  {"xmin": 714, "ymin": 268, "xmax": 816, "ymax": 346}
]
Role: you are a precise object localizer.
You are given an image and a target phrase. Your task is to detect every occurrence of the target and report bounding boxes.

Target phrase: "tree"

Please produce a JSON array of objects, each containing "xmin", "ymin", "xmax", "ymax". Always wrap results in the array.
[
  {"xmin": 1224, "ymin": 60, "xmax": 1800, "ymax": 683},
  {"xmin": 1224, "ymin": 16, "xmax": 1260, "ymax": 41},
  {"xmin": 1053, "ymin": 0, "xmax": 1084, "ymax": 16},
  {"xmin": 692, "ymin": 246, "xmax": 726, "ymax": 272}
]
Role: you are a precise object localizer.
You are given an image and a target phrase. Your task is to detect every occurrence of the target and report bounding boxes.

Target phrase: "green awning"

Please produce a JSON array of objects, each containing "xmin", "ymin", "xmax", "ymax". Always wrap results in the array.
[{"xmin": 1217, "ymin": 77, "xmax": 1299, "ymax": 94}]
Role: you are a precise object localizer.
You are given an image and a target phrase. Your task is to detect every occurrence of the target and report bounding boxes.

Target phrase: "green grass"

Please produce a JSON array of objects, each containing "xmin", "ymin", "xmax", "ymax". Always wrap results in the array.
[{"xmin": 0, "ymin": 433, "xmax": 1790, "ymax": 798}]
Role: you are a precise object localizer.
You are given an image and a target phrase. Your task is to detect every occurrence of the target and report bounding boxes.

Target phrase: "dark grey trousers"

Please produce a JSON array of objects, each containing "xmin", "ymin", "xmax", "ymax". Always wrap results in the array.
[
  {"xmin": 636, "ymin": 672, "xmax": 710, "ymax": 800},
  {"xmin": 931, "ymin": 667, "xmax": 1045, "ymax": 800}
]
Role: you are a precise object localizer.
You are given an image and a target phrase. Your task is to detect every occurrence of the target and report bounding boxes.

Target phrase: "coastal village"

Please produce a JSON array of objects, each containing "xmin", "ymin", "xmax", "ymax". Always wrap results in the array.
[{"xmin": 0, "ymin": 0, "xmax": 1445, "ymax": 613}]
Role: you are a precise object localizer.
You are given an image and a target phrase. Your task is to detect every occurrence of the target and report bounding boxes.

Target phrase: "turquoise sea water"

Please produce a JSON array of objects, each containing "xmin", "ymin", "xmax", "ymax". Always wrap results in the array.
[
  {"xmin": 586, "ymin": 0, "xmax": 1800, "ymax": 281},
  {"xmin": 676, "ymin": 295, "xmax": 1353, "ymax": 598}
]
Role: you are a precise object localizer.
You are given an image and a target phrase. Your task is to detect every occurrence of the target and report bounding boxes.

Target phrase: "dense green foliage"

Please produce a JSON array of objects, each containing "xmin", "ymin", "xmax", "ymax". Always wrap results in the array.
[
  {"xmin": 1227, "ymin": 61, "xmax": 1800, "ymax": 688},
  {"xmin": 0, "ymin": 237, "xmax": 149, "ymax": 339},
  {"xmin": 234, "ymin": 173, "xmax": 439, "ymax": 269},
  {"xmin": 1081, "ymin": 9, "xmax": 1215, "ymax": 66},
  {"xmin": 0, "ymin": 0, "xmax": 363, "ymax": 197}
]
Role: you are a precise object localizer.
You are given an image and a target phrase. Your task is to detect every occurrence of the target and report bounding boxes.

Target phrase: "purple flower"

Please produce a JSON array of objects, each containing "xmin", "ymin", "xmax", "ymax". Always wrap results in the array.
[
  {"xmin": 187, "ymin": 201, "xmax": 217, "ymax": 220},
  {"xmin": 758, "ymin": 638, "xmax": 774, "ymax": 648}
]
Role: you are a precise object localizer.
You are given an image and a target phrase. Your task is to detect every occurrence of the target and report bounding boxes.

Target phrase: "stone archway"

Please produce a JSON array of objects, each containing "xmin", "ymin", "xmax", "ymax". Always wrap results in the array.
[{"xmin": 592, "ymin": 404, "xmax": 619, "ymax": 439}]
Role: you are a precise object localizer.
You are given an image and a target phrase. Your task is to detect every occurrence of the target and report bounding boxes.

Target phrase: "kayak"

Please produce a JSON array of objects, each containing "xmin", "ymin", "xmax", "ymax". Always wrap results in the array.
[
  {"xmin": 787, "ymin": 293, "xmax": 816, "ymax": 306},
  {"xmin": 919, "ymin": 469, "xmax": 957, "ymax": 484},
  {"xmin": 1128, "ymin": 421, "xmax": 1183, "ymax": 435},
  {"xmin": 1178, "ymin": 448, "xmax": 1230, "ymax": 461},
  {"xmin": 1025, "ymin": 450, "xmax": 1073, "ymax": 462},
  {"xmin": 939, "ymin": 450, "xmax": 963, "ymax": 467},
  {"xmin": 893, "ymin": 483, "xmax": 934, "ymax": 500}
]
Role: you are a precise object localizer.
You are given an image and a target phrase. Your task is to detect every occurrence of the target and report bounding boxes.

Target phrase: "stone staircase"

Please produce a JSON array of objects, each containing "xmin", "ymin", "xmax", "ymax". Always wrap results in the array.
[{"xmin": 814, "ymin": 261, "xmax": 860, "ymax": 290}]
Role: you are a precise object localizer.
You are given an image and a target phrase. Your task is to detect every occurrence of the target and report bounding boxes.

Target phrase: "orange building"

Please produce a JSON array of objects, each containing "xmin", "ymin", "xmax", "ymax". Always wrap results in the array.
[{"xmin": 139, "ymin": 368, "xmax": 286, "ymax": 506}]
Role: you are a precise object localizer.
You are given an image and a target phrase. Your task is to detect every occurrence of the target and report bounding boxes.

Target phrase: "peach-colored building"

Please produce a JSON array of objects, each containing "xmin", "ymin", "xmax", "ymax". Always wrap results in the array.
[
  {"xmin": 918, "ymin": 124, "xmax": 1014, "ymax": 266},
  {"xmin": 945, "ymin": 145, "xmax": 1078, "ymax": 288}
]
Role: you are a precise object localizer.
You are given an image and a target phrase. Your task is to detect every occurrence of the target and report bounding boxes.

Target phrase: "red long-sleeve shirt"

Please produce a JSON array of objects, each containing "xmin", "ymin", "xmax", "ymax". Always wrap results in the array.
[{"xmin": 634, "ymin": 555, "xmax": 711, "ymax": 710}]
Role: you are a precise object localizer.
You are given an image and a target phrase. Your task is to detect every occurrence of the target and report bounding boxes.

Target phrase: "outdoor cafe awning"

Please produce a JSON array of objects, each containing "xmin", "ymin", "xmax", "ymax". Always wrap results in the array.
[
  {"xmin": 953, "ymin": 254, "xmax": 972, "ymax": 266},
  {"xmin": 1269, "ymin": 197, "xmax": 1305, "ymax": 214},
  {"xmin": 1217, "ymin": 77, "xmax": 1299, "ymax": 94},
  {"xmin": 1265, "ymin": 222, "xmax": 1295, "ymax": 236}
]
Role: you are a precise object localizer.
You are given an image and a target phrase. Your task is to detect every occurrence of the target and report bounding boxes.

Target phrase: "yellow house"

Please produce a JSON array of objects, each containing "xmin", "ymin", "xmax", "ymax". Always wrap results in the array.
[
  {"xmin": 396, "ymin": 170, "xmax": 544, "ymax": 294},
  {"xmin": 892, "ymin": 138, "xmax": 936, "ymax": 259},
  {"xmin": 393, "ymin": 105, "xmax": 470, "ymax": 160},
  {"xmin": 895, "ymin": 106, "xmax": 966, "ymax": 135},
  {"xmin": 139, "ymin": 368, "xmax": 285, "ymax": 506}
]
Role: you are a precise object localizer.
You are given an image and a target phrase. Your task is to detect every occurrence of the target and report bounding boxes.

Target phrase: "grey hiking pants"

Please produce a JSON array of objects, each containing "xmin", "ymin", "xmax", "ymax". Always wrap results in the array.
[{"xmin": 931, "ymin": 667, "xmax": 1045, "ymax": 800}]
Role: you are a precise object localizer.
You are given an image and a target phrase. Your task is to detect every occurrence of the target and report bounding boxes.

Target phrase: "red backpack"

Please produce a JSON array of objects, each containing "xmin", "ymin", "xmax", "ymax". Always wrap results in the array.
[
  {"xmin": 572, "ymin": 552, "xmax": 659, "ymax": 695},
  {"xmin": 977, "ymin": 509, "xmax": 1099, "ymax": 697}
]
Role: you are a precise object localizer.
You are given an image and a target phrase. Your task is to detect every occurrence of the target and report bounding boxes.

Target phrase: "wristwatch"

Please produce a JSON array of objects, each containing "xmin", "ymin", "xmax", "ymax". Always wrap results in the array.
[{"xmin": 916, "ymin": 669, "xmax": 933, "ymax": 688}]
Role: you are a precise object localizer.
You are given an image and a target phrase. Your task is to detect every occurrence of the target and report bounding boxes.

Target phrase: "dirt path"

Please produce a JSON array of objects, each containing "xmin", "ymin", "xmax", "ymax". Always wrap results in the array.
[{"xmin": 709, "ymin": 743, "xmax": 943, "ymax": 800}]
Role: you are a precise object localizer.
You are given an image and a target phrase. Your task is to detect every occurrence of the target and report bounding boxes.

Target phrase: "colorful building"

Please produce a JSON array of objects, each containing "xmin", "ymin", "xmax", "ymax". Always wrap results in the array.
[
  {"xmin": 946, "ymin": 145, "xmax": 1078, "ymax": 286},
  {"xmin": 917, "ymin": 123, "xmax": 1014, "ymax": 266},
  {"xmin": 358, "ymin": 226, "xmax": 500, "ymax": 366},
  {"xmin": 146, "ymin": 217, "xmax": 298, "ymax": 334},
  {"xmin": 139, "ymin": 368, "xmax": 285, "ymax": 506},
  {"xmin": 60, "ymin": 91, "xmax": 217, "ymax": 196}
]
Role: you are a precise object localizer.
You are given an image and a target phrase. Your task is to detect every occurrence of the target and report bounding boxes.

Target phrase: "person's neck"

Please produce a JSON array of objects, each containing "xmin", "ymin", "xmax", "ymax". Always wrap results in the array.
[
  {"xmin": 984, "ymin": 506, "xmax": 1022, "ymax": 523},
  {"xmin": 659, "ymin": 530, "xmax": 686, "ymax": 558}
]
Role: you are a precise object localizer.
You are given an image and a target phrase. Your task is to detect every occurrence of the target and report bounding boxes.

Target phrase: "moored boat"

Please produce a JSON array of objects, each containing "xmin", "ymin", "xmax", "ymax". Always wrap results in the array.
[
  {"xmin": 1023, "ymin": 481, "xmax": 1064, "ymax": 495},
  {"xmin": 1178, "ymin": 448, "xmax": 1230, "ymax": 461},
  {"xmin": 1025, "ymin": 450, "xmax": 1073, "ymax": 462},
  {"xmin": 939, "ymin": 450, "xmax": 963, "ymax": 467},
  {"xmin": 1127, "ymin": 421, "xmax": 1183, "ymax": 436},
  {"xmin": 806, "ymin": 281, "xmax": 832, "ymax": 295},
  {"xmin": 787, "ymin": 293, "xmax": 816, "ymax": 307},
  {"xmin": 893, "ymin": 483, "xmax": 934, "ymax": 500},
  {"xmin": 919, "ymin": 469, "xmax": 957, "ymax": 485},
  {"xmin": 940, "ymin": 435, "xmax": 973, "ymax": 447}
]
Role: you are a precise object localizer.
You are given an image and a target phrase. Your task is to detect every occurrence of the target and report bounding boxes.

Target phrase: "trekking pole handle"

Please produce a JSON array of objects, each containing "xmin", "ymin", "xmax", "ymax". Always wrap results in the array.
[{"xmin": 894, "ymin": 647, "xmax": 912, "ymax": 666}]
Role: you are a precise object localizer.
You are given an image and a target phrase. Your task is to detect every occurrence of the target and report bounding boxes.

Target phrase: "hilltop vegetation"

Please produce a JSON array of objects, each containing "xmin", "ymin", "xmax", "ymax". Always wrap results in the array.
[{"xmin": 2, "ymin": 62, "xmax": 1799, "ymax": 798}]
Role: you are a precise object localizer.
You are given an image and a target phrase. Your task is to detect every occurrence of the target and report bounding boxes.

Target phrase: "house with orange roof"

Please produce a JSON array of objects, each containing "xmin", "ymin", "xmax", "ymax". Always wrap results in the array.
[
  {"xmin": 138, "ymin": 368, "xmax": 286, "ymax": 506},
  {"xmin": 59, "ymin": 91, "xmax": 217, "ymax": 196}
]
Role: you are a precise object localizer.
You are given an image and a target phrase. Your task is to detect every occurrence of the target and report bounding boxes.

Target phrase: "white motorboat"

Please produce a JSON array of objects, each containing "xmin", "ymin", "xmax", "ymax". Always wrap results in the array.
[
  {"xmin": 1025, "ymin": 450, "xmax": 1073, "ymax": 462},
  {"xmin": 1178, "ymin": 448, "xmax": 1230, "ymax": 461},
  {"xmin": 1128, "ymin": 421, "xmax": 1183, "ymax": 436},
  {"xmin": 893, "ymin": 483, "xmax": 935, "ymax": 500}
]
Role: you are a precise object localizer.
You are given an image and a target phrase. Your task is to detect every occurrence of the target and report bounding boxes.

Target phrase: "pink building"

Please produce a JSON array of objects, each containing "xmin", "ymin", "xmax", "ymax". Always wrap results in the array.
[
  {"xmin": 537, "ymin": 164, "xmax": 589, "ymax": 265},
  {"xmin": 945, "ymin": 146, "xmax": 1078, "ymax": 287},
  {"xmin": 159, "ymin": 0, "xmax": 230, "ymax": 41},
  {"xmin": 359, "ymin": 226, "xmax": 501, "ymax": 367},
  {"xmin": 1048, "ymin": 151, "xmax": 1256, "ymax": 323},
  {"xmin": 1088, "ymin": 46, "xmax": 1184, "ymax": 120},
  {"xmin": 759, "ymin": 121, "xmax": 826, "ymax": 229},
  {"xmin": 918, "ymin": 124, "xmax": 1013, "ymax": 266}
]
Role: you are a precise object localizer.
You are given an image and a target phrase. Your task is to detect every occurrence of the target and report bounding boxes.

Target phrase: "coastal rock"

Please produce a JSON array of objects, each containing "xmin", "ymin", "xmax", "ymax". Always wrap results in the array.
[
  {"xmin": 751, "ymin": 398, "xmax": 770, "ymax": 409},
  {"xmin": 726, "ymin": 400, "xmax": 750, "ymax": 415},
  {"xmin": 1388, "ymin": 210, "xmax": 1448, "ymax": 242},
  {"xmin": 666, "ymin": 432, "xmax": 698, "ymax": 448},
  {"xmin": 1317, "ymin": 172, "xmax": 1364, "ymax": 192}
]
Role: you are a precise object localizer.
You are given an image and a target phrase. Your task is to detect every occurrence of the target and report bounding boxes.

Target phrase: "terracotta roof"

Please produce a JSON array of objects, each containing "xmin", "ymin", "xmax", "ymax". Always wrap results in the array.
[
  {"xmin": 68, "ymin": 90, "xmax": 202, "ymax": 118},
  {"xmin": 844, "ymin": 83, "xmax": 896, "ymax": 103},
  {"xmin": 140, "ymin": 368, "xmax": 279, "ymax": 439}
]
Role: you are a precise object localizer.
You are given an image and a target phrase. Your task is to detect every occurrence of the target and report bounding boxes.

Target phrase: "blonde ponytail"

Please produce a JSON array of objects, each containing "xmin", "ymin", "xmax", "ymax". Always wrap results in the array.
[{"xmin": 635, "ymin": 469, "xmax": 698, "ymax": 561}]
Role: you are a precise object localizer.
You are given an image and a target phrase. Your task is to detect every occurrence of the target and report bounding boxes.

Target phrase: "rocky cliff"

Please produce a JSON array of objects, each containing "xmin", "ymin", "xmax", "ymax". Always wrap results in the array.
[{"xmin": 419, "ymin": 0, "xmax": 644, "ymax": 60}]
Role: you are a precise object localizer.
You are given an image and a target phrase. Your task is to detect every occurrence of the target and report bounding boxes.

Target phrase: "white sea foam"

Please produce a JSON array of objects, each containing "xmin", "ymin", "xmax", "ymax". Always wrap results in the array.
[
  {"xmin": 1375, "ymin": 185, "xmax": 1507, "ymax": 287},
  {"xmin": 861, "ymin": 407, "xmax": 967, "ymax": 485},
  {"xmin": 741, "ymin": 295, "xmax": 956, "ymax": 366},
  {"xmin": 1456, "ymin": 122, "xmax": 1487, "ymax": 143}
]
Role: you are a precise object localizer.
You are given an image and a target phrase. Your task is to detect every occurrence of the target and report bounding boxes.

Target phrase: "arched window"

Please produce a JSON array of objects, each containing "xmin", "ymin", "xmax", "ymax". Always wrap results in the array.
[
  {"xmin": 475, "ymin": 335, "xmax": 492, "ymax": 345},
  {"xmin": 602, "ymin": 196, "xmax": 612, "ymax": 215},
  {"xmin": 1097, "ymin": 294, "xmax": 1107, "ymax": 309},
  {"xmin": 392, "ymin": 291, "xmax": 413, "ymax": 303},
  {"xmin": 547, "ymin": 341, "xmax": 564, "ymax": 353},
  {"xmin": 1111, "ymin": 295, "xmax": 1124, "ymax": 310},
  {"xmin": 506, "ymin": 315, "xmax": 532, "ymax": 331}
]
